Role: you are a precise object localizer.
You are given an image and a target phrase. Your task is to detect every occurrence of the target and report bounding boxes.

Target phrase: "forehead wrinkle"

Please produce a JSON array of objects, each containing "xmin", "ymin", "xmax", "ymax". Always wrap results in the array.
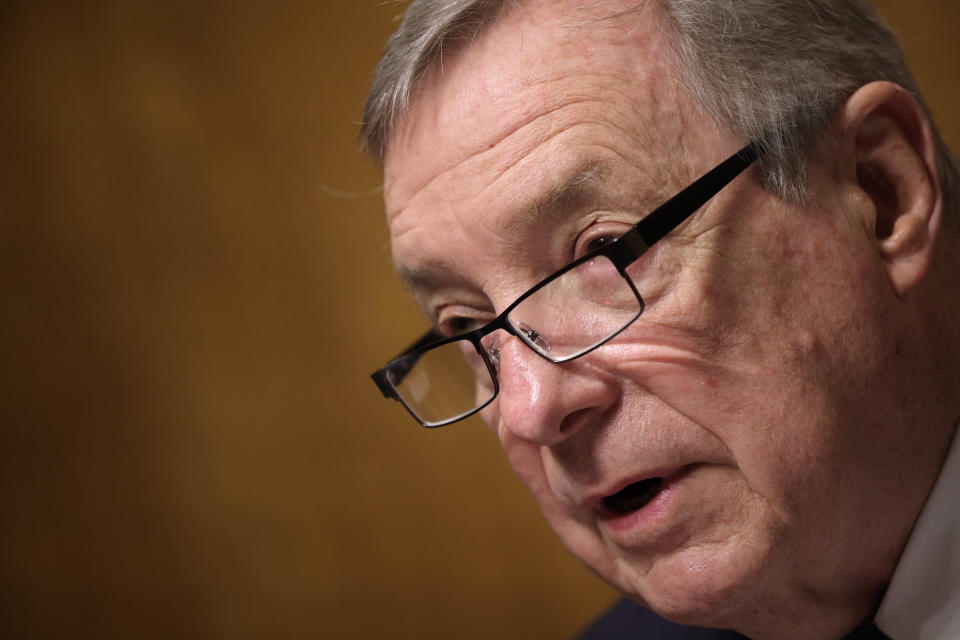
[
  {"xmin": 563, "ymin": 0, "xmax": 651, "ymax": 35},
  {"xmin": 385, "ymin": 91, "xmax": 582, "ymax": 226},
  {"xmin": 386, "ymin": 7, "xmax": 678, "ymax": 223}
]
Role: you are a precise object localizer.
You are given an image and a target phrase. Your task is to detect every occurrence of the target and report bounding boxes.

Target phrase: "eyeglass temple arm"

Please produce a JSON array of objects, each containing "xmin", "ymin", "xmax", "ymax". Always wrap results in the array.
[{"xmin": 631, "ymin": 142, "xmax": 762, "ymax": 249}]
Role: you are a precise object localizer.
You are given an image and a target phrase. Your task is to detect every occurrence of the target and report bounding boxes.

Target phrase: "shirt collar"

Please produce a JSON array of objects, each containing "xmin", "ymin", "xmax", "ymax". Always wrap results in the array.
[{"xmin": 875, "ymin": 422, "xmax": 960, "ymax": 640}]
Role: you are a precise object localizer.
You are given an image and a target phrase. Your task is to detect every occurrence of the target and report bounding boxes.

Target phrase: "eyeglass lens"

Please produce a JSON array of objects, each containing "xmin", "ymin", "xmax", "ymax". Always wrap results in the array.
[
  {"xmin": 390, "ymin": 338, "xmax": 496, "ymax": 426},
  {"xmin": 507, "ymin": 254, "xmax": 642, "ymax": 360},
  {"xmin": 390, "ymin": 254, "xmax": 642, "ymax": 425}
]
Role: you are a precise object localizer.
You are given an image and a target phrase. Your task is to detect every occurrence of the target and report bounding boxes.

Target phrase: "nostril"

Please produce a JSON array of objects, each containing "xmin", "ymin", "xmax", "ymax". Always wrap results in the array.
[{"xmin": 559, "ymin": 407, "xmax": 591, "ymax": 434}]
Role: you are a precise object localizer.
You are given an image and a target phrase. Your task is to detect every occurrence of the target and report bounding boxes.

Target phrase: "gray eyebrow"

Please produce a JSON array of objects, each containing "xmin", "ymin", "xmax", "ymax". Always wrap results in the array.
[
  {"xmin": 555, "ymin": 164, "xmax": 605, "ymax": 204},
  {"xmin": 504, "ymin": 160, "xmax": 611, "ymax": 237},
  {"xmin": 396, "ymin": 263, "xmax": 442, "ymax": 294}
]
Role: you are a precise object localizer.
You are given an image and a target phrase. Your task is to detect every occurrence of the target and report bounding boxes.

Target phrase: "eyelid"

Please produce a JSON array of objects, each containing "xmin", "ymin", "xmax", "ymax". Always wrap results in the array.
[
  {"xmin": 436, "ymin": 305, "xmax": 494, "ymax": 337},
  {"xmin": 573, "ymin": 218, "xmax": 635, "ymax": 259},
  {"xmin": 428, "ymin": 287, "xmax": 497, "ymax": 334}
]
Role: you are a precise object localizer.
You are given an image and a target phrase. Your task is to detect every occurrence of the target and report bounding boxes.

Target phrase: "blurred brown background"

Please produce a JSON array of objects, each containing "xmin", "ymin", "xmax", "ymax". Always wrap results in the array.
[{"xmin": 0, "ymin": 2, "xmax": 957, "ymax": 638}]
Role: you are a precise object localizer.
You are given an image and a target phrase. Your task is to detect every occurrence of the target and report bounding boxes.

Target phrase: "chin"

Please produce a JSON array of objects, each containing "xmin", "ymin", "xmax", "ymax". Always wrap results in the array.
[{"xmin": 609, "ymin": 536, "xmax": 783, "ymax": 630}]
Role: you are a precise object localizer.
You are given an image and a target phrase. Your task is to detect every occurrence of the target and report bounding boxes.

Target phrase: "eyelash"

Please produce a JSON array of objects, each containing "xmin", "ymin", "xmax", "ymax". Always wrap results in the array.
[
  {"xmin": 575, "ymin": 221, "xmax": 630, "ymax": 259},
  {"xmin": 579, "ymin": 233, "xmax": 618, "ymax": 256},
  {"xmin": 443, "ymin": 316, "xmax": 483, "ymax": 336}
]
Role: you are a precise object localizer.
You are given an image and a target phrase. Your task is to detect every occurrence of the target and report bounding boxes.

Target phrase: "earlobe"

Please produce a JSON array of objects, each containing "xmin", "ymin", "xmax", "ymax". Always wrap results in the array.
[{"xmin": 839, "ymin": 81, "xmax": 943, "ymax": 297}]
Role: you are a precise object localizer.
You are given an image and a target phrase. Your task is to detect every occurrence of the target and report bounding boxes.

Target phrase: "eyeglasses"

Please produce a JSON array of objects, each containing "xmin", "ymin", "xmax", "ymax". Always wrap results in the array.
[{"xmin": 371, "ymin": 143, "xmax": 762, "ymax": 427}]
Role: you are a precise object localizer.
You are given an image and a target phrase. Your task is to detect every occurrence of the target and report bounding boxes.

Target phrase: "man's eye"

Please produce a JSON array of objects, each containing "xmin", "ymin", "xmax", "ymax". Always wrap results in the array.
[
  {"xmin": 443, "ymin": 316, "xmax": 481, "ymax": 336},
  {"xmin": 587, "ymin": 235, "xmax": 617, "ymax": 252},
  {"xmin": 579, "ymin": 233, "xmax": 621, "ymax": 257}
]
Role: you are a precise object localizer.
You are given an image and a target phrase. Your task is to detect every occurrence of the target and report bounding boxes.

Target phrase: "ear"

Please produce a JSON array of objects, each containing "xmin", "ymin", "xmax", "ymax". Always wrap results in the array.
[{"xmin": 832, "ymin": 81, "xmax": 943, "ymax": 297}]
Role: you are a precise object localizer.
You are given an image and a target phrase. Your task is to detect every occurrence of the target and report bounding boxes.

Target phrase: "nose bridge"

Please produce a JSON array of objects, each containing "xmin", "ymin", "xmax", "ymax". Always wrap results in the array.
[{"xmin": 494, "ymin": 332, "xmax": 616, "ymax": 446}]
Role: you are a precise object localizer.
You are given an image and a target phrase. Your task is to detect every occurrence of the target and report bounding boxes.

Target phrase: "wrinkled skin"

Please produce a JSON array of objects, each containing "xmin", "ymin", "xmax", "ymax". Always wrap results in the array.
[{"xmin": 383, "ymin": 1, "xmax": 953, "ymax": 637}]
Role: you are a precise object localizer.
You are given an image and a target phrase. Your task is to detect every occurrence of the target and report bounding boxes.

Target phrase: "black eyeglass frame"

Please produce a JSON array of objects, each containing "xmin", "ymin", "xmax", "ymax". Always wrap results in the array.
[{"xmin": 371, "ymin": 142, "xmax": 763, "ymax": 428}]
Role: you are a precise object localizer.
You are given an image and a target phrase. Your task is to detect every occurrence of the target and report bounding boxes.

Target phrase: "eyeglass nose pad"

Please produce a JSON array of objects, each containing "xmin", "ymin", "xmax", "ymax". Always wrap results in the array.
[
  {"xmin": 517, "ymin": 322, "xmax": 551, "ymax": 353},
  {"xmin": 480, "ymin": 332, "xmax": 503, "ymax": 370}
]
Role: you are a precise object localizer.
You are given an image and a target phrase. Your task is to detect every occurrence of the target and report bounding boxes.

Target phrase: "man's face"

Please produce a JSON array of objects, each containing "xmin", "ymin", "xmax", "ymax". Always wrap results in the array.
[{"xmin": 384, "ymin": 0, "xmax": 923, "ymax": 632}]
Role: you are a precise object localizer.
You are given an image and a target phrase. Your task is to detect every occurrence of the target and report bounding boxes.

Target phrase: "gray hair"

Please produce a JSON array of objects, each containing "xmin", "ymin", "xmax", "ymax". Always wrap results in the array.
[{"xmin": 361, "ymin": 0, "xmax": 958, "ymax": 215}]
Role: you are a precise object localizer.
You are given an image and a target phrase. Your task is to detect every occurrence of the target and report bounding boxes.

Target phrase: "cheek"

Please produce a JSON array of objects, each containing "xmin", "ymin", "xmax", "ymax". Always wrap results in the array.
[
  {"xmin": 615, "ymin": 248, "xmax": 855, "ymax": 508},
  {"xmin": 494, "ymin": 425, "xmax": 560, "ymax": 509},
  {"xmin": 483, "ymin": 404, "xmax": 539, "ymax": 482},
  {"xmin": 621, "ymin": 297, "xmax": 841, "ymax": 458}
]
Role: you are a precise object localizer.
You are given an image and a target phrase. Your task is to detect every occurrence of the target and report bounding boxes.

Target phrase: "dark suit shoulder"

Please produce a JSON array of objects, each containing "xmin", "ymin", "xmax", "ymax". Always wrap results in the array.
[{"xmin": 577, "ymin": 598, "xmax": 748, "ymax": 640}]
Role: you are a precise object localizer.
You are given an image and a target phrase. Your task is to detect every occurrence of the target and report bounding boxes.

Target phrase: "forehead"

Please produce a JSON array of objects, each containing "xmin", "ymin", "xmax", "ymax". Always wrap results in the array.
[
  {"xmin": 383, "ymin": 0, "xmax": 722, "ymax": 286},
  {"xmin": 386, "ymin": 1, "xmax": 696, "ymax": 189}
]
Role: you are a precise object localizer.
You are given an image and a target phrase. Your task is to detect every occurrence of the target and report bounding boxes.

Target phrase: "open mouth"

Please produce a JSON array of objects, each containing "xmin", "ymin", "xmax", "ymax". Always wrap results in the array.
[{"xmin": 601, "ymin": 477, "xmax": 664, "ymax": 515}]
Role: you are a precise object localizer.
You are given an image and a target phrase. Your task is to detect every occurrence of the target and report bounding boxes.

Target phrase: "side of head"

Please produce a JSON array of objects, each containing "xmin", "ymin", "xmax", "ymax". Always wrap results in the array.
[{"xmin": 365, "ymin": 2, "xmax": 960, "ymax": 638}]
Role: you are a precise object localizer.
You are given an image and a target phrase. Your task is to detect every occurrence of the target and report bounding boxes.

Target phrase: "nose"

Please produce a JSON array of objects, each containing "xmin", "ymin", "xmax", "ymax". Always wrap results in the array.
[{"xmin": 494, "ymin": 334, "xmax": 618, "ymax": 446}]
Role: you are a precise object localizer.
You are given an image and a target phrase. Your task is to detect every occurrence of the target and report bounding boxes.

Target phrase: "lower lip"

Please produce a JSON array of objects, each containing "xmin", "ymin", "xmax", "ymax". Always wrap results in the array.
[{"xmin": 598, "ymin": 466, "xmax": 695, "ymax": 536}]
